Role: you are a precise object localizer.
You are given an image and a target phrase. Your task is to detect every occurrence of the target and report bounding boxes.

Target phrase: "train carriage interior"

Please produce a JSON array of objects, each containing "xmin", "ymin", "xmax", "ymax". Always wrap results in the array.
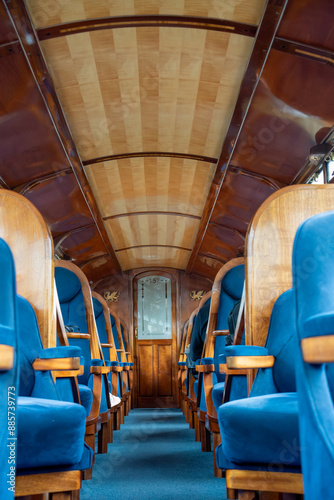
[{"xmin": 0, "ymin": 0, "xmax": 333, "ymax": 499}]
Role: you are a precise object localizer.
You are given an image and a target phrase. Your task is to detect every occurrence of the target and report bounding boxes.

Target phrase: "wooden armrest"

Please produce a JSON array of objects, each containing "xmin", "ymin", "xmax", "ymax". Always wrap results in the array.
[
  {"xmin": 212, "ymin": 330, "xmax": 229, "ymax": 337},
  {"xmin": 302, "ymin": 335, "xmax": 334, "ymax": 363},
  {"xmin": 101, "ymin": 343, "xmax": 113, "ymax": 348},
  {"xmin": 67, "ymin": 332, "xmax": 90, "ymax": 339},
  {"xmin": 219, "ymin": 363, "xmax": 248, "ymax": 375},
  {"xmin": 226, "ymin": 355, "xmax": 275, "ymax": 370},
  {"xmin": 125, "ymin": 352, "xmax": 131, "ymax": 355},
  {"xmin": 196, "ymin": 364, "xmax": 215, "ymax": 373},
  {"xmin": 112, "ymin": 366, "xmax": 123, "ymax": 372},
  {"xmin": 90, "ymin": 365, "xmax": 110, "ymax": 375},
  {"xmin": 55, "ymin": 366, "xmax": 85, "ymax": 378},
  {"xmin": 33, "ymin": 357, "xmax": 81, "ymax": 371},
  {"xmin": 0, "ymin": 344, "xmax": 14, "ymax": 370},
  {"xmin": 116, "ymin": 349, "xmax": 123, "ymax": 352}
]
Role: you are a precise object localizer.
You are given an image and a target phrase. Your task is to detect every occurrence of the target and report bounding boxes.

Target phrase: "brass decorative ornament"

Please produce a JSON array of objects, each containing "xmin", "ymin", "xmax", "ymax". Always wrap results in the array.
[
  {"xmin": 190, "ymin": 290, "xmax": 205, "ymax": 301},
  {"xmin": 104, "ymin": 290, "xmax": 120, "ymax": 302}
]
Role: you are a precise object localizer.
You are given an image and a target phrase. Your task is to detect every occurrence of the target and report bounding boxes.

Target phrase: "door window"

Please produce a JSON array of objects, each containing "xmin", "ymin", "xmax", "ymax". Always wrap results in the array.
[{"xmin": 137, "ymin": 276, "xmax": 172, "ymax": 339}]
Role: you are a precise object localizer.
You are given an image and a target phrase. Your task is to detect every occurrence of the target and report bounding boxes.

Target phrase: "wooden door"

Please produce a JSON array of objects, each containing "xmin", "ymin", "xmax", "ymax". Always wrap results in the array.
[{"xmin": 134, "ymin": 273, "xmax": 177, "ymax": 408}]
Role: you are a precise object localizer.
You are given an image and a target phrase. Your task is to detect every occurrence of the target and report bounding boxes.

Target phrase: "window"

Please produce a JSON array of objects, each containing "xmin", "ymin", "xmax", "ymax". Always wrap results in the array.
[{"xmin": 137, "ymin": 276, "xmax": 172, "ymax": 340}]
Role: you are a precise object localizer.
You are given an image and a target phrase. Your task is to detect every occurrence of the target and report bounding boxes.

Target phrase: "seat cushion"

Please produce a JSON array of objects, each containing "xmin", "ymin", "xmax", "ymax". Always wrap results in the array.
[
  {"xmin": 218, "ymin": 393, "xmax": 300, "ymax": 468},
  {"xmin": 78, "ymin": 384, "xmax": 93, "ymax": 416},
  {"xmin": 17, "ymin": 396, "xmax": 86, "ymax": 469}
]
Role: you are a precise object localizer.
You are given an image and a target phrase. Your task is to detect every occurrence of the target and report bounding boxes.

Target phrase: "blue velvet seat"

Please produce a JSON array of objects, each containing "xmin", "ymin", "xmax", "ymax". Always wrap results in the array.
[
  {"xmin": 55, "ymin": 261, "xmax": 111, "ymax": 460},
  {"xmin": 110, "ymin": 313, "xmax": 129, "ymax": 420},
  {"xmin": 196, "ymin": 261, "xmax": 245, "ymax": 475},
  {"xmin": 217, "ymin": 289, "xmax": 303, "ymax": 497},
  {"xmin": 293, "ymin": 211, "xmax": 334, "ymax": 499},
  {"xmin": 0, "ymin": 239, "xmax": 19, "ymax": 500},
  {"xmin": 92, "ymin": 293, "xmax": 122, "ymax": 434},
  {"xmin": 15, "ymin": 295, "xmax": 93, "ymax": 475},
  {"xmin": 186, "ymin": 295, "xmax": 211, "ymax": 440},
  {"xmin": 119, "ymin": 319, "xmax": 134, "ymax": 411}
]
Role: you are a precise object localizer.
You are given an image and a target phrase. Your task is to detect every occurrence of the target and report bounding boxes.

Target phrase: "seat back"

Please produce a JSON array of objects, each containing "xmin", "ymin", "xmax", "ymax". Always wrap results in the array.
[
  {"xmin": 92, "ymin": 292, "xmax": 120, "ymax": 365},
  {"xmin": 214, "ymin": 263, "xmax": 245, "ymax": 377},
  {"xmin": 0, "ymin": 191, "xmax": 56, "ymax": 348},
  {"xmin": 250, "ymin": 289, "xmax": 298, "ymax": 398},
  {"xmin": 0, "ymin": 239, "xmax": 18, "ymax": 500},
  {"xmin": 203, "ymin": 259, "xmax": 244, "ymax": 377},
  {"xmin": 246, "ymin": 184, "xmax": 334, "ymax": 348},
  {"xmin": 55, "ymin": 260, "xmax": 107, "ymax": 421},
  {"xmin": 55, "ymin": 264, "xmax": 95, "ymax": 386},
  {"xmin": 119, "ymin": 319, "xmax": 132, "ymax": 364},
  {"xmin": 293, "ymin": 211, "xmax": 334, "ymax": 499}
]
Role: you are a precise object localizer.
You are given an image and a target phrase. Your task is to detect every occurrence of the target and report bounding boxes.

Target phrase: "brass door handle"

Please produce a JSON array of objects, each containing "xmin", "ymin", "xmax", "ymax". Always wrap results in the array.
[{"xmin": 135, "ymin": 328, "xmax": 138, "ymax": 339}]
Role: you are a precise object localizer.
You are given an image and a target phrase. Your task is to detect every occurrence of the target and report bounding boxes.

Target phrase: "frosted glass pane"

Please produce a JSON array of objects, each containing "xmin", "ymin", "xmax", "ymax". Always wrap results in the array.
[{"xmin": 137, "ymin": 276, "xmax": 172, "ymax": 339}]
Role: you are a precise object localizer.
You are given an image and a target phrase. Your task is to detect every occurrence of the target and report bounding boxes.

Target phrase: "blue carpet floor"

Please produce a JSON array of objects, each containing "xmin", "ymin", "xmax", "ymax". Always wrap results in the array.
[{"xmin": 81, "ymin": 408, "xmax": 226, "ymax": 500}]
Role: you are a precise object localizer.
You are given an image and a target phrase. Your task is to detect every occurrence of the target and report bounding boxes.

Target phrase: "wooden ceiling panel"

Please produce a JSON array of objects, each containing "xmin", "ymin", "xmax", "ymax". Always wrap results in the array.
[
  {"xmin": 26, "ymin": 0, "xmax": 266, "ymax": 28},
  {"xmin": 277, "ymin": 0, "xmax": 334, "ymax": 50},
  {"xmin": 199, "ymin": 225, "xmax": 245, "ymax": 262},
  {"xmin": 39, "ymin": 28, "xmax": 253, "ymax": 160},
  {"xmin": 56, "ymin": 225, "xmax": 108, "ymax": 264},
  {"xmin": 116, "ymin": 246, "xmax": 191, "ymax": 271},
  {"xmin": 210, "ymin": 169, "xmax": 282, "ymax": 233},
  {"xmin": 192, "ymin": 254, "xmax": 224, "ymax": 280},
  {"xmin": 81, "ymin": 256, "xmax": 119, "ymax": 282},
  {"xmin": 105, "ymin": 214, "xmax": 199, "ymax": 252},
  {"xmin": 231, "ymin": 50, "xmax": 334, "ymax": 184},
  {"xmin": 85, "ymin": 157, "xmax": 215, "ymax": 218},
  {"xmin": 22, "ymin": 173, "xmax": 95, "ymax": 237}
]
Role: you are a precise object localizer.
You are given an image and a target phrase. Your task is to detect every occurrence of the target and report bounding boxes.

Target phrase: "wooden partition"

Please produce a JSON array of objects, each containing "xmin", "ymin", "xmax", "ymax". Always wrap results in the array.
[
  {"xmin": 0, "ymin": 190, "xmax": 55, "ymax": 347},
  {"xmin": 246, "ymin": 184, "xmax": 334, "ymax": 348}
]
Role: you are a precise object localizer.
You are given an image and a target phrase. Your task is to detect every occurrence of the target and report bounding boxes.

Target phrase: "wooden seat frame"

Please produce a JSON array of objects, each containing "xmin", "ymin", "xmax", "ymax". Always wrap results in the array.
[
  {"xmin": 196, "ymin": 258, "xmax": 244, "ymax": 476},
  {"xmin": 225, "ymin": 184, "xmax": 334, "ymax": 499},
  {"xmin": 55, "ymin": 260, "xmax": 112, "ymax": 477}
]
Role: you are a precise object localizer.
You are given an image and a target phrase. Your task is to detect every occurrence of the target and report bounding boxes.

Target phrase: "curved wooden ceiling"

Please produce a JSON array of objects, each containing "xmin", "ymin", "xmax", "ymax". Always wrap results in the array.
[{"xmin": 0, "ymin": 0, "xmax": 333, "ymax": 281}]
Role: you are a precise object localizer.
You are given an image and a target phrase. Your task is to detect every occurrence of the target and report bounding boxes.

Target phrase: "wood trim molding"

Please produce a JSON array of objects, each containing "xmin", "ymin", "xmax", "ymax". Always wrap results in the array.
[
  {"xmin": 302, "ymin": 335, "xmax": 334, "ymax": 364},
  {"xmin": 83, "ymin": 151, "xmax": 217, "ymax": 166},
  {"xmin": 226, "ymin": 355, "xmax": 275, "ymax": 369},
  {"xmin": 115, "ymin": 244, "xmax": 192, "ymax": 253},
  {"xmin": 37, "ymin": 15, "xmax": 257, "ymax": 40},
  {"xmin": 0, "ymin": 345, "xmax": 14, "ymax": 370},
  {"xmin": 226, "ymin": 470, "xmax": 304, "ymax": 495},
  {"xmin": 273, "ymin": 37, "xmax": 334, "ymax": 66},
  {"xmin": 104, "ymin": 211, "xmax": 201, "ymax": 222},
  {"xmin": 186, "ymin": 0, "xmax": 289, "ymax": 273}
]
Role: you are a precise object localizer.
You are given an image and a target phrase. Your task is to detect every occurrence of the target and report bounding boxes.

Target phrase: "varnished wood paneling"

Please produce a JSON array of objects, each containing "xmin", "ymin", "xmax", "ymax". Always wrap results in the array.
[
  {"xmin": 105, "ymin": 214, "xmax": 199, "ymax": 250},
  {"xmin": 232, "ymin": 50, "xmax": 334, "ymax": 184},
  {"xmin": 138, "ymin": 344, "xmax": 154, "ymax": 396},
  {"xmin": 0, "ymin": 191, "xmax": 55, "ymax": 348},
  {"xmin": 40, "ymin": 28, "xmax": 253, "ymax": 160},
  {"xmin": 246, "ymin": 185, "xmax": 334, "ymax": 348},
  {"xmin": 277, "ymin": 0, "xmax": 334, "ymax": 50},
  {"xmin": 210, "ymin": 168, "xmax": 282, "ymax": 233},
  {"xmin": 0, "ymin": 50, "xmax": 71, "ymax": 188},
  {"xmin": 186, "ymin": 0, "xmax": 289, "ymax": 274},
  {"xmin": 23, "ymin": 173, "xmax": 94, "ymax": 237},
  {"xmin": 116, "ymin": 247, "xmax": 191, "ymax": 271},
  {"xmin": 26, "ymin": 0, "xmax": 267, "ymax": 28},
  {"xmin": 158, "ymin": 344, "xmax": 172, "ymax": 396},
  {"xmin": 85, "ymin": 157, "xmax": 215, "ymax": 218}
]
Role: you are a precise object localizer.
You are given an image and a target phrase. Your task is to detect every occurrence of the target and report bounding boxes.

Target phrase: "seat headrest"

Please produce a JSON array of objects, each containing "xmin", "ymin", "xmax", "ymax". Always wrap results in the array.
[
  {"xmin": 55, "ymin": 267, "xmax": 82, "ymax": 303},
  {"xmin": 221, "ymin": 264, "xmax": 244, "ymax": 300},
  {"xmin": 92, "ymin": 297, "xmax": 104, "ymax": 318}
]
